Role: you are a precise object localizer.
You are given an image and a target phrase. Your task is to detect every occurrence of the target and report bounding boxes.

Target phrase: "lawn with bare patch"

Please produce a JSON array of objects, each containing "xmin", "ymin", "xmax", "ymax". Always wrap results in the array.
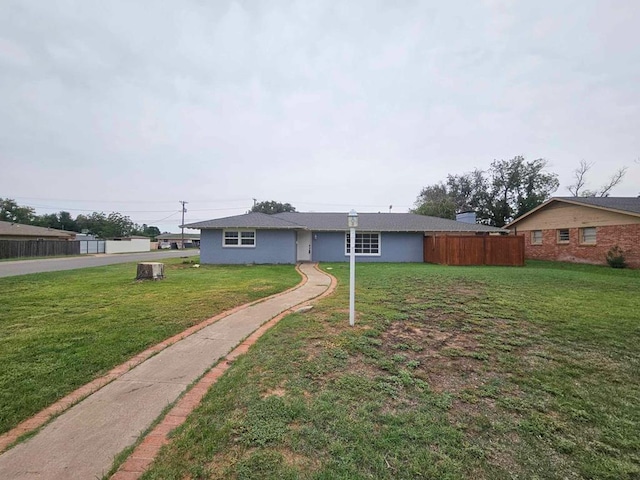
[{"xmin": 142, "ymin": 261, "xmax": 640, "ymax": 480}]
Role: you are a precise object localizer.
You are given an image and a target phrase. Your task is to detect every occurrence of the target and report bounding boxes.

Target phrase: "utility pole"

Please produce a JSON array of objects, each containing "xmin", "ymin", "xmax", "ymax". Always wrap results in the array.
[{"xmin": 180, "ymin": 200, "xmax": 188, "ymax": 249}]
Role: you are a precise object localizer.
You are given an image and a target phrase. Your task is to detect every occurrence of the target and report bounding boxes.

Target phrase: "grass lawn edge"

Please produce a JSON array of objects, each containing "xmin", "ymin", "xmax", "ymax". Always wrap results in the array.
[
  {"xmin": 0, "ymin": 263, "xmax": 311, "ymax": 454},
  {"xmin": 109, "ymin": 264, "xmax": 338, "ymax": 479}
]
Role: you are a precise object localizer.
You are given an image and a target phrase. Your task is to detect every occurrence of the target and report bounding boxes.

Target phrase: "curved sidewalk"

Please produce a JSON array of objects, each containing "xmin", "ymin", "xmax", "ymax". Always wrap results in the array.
[{"xmin": 0, "ymin": 263, "xmax": 334, "ymax": 480}]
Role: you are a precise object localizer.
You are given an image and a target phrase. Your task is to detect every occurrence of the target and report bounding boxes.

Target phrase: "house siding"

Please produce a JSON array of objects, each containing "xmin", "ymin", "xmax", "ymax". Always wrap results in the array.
[
  {"xmin": 200, "ymin": 229, "xmax": 296, "ymax": 264},
  {"xmin": 521, "ymin": 224, "xmax": 640, "ymax": 268},
  {"xmin": 312, "ymin": 232, "xmax": 424, "ymax": 262},
  {"xmin": 512, "ymin": 202, "xmax": 640, "ymax": 230}
]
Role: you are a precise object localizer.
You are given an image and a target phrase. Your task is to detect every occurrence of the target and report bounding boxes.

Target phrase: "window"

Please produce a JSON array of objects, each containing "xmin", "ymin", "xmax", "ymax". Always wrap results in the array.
[
  {"xmin": 345, "ymin": 232, "xmax": 380, "ymax": 256},
  {"xmin": 223, "ymin": 229, "xmax": 255, "ymax": 247},
  {"xmin": 531, "ymin": 230, "xmax": 543, "ymax": 245},
  {"xmin": 557, "ymin": 229, "xmax": 570, "ymax": 244},
  {"xmin": 580, "ymin": 227, "xmax": 596, "ymax": 245}
]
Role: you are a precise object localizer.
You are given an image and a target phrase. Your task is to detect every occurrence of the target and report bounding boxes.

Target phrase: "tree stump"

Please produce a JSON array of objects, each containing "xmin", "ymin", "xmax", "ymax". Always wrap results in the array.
[{"xmin": 136, "ymin": 262, "xmax": 164, "ymax": 280}]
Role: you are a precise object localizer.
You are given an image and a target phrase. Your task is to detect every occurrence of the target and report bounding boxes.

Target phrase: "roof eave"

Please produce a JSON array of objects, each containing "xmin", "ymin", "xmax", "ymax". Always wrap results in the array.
[
  {"xmin": 184, "ymin": 225, "xmax": 303, "ymax": 230},
  {"xmin": 557, "ymin": 198, "xmax": 640, "ymax": 218},
  {"xmin": 507, "ymin": 197, "xmax": 640, "ymax": 228}
]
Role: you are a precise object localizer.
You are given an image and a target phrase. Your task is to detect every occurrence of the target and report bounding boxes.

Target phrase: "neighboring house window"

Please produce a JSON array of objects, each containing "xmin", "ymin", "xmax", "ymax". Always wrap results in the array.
[
  {"xmin": 580, "ymin": 227, "xmax": 597, "ymax": 245},
  {"xmin": 345, "ymin": 232, "xmax": 380, "ymax": 256},
  {"xmin": 557, "ymin": 229, "xmax": 570, "ymax": 244},
  {"xmin": 223, "ymin": 229, "xmax": 256, "ymax": 247},
  {"xmin": 531, "ymin": 230, "xmax": 543, "ymax": 245}
]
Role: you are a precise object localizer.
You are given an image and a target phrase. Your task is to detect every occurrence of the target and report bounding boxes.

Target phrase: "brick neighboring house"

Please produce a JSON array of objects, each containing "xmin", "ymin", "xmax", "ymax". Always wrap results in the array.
[{"xmin": 506, "ymin": 197, "xmax": 640, "ymax": 268}]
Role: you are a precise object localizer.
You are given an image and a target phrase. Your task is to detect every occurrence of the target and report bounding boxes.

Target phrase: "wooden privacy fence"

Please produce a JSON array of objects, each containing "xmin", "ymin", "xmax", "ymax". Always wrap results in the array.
[
  {"xmin": 424, "ymin": 235, "xmax": 524, "ymax": 266},
  {"xmin": 0, "ymin": 240, "xmax": 81, "ymax": 259}
]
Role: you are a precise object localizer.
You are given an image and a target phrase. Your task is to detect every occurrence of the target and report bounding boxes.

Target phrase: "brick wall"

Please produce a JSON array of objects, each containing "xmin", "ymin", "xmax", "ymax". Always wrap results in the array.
[{"xmin": 521, "ymin": 224, "xmax": 640, "ymax": 268}]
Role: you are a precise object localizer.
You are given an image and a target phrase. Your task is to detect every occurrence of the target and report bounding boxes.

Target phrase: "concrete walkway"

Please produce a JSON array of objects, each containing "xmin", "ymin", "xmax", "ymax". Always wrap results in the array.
[{"xmin": 0, "ymin": 263, "xmax": 333, "ymax": 480}]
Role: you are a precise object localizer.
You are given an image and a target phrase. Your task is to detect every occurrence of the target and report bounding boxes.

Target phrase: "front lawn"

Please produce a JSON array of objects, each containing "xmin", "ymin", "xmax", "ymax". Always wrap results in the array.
[
  {"xmin": 143, "ymin": 261, "xmax": 640, "ymax": 480},
  {"xmin": 0, "ymin": 258, "xmax": 300, "ymax": 434}
]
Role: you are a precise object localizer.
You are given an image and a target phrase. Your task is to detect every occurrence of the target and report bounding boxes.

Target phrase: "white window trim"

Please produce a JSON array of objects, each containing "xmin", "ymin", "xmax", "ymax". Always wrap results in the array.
[
  {"xmin": 223, "ymin": 229, "xmax": 256, "ymax": 248},
  {"xmin": 557, "ymin": 228, "xmax": 570, "ymax": 244},
  {"xmin": 344, "ymin": 232, "xmax": 381, "ymax": 257},
  {"xmin": 580, "ymin": 227, "xmax": 597, "ymax": 245},
  {"xmin": 531, "ymin": 230, "xmax": 543, "ymax": 245}
]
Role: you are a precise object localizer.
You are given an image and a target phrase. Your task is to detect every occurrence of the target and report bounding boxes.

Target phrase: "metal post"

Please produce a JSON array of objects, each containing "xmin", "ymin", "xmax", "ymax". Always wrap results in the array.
[
  {"xmin": 180, "ymin": 200, "xmax": 188, "ymax": 249},
  {"xmin": 349, "ymin": 226, "xmax": 356, "ymax": 326}
]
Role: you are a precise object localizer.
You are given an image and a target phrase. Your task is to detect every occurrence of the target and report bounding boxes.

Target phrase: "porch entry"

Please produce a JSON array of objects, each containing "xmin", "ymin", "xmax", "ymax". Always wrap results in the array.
[{"xmin": 296, "ymin": 230, "xmax": 312, "ymax": 262}]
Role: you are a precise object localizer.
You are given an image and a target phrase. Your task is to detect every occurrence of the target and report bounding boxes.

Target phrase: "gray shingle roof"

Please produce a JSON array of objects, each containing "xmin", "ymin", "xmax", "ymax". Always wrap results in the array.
[
  {"xmin": 275, "ymin": 212, "xmax": 503, "ymax": 232},
  {"xmin": 0, "ymin": 221, "xmax": 76, "ymax": 238},
  {"xmin": 184, "ymin": 212, "xmax": 505, "ymax": 233},
  {"xmin": 554, "ymin": 196, "xmax": 640, "ymax": 215},
  {"xmin": 183, "ymin": 212, "xmax": 301, "ymax": 230}
]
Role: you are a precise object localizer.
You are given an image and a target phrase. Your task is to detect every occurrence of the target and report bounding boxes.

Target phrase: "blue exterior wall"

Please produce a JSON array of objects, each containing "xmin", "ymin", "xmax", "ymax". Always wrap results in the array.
[
  {"xmin": 200, "ymin": 229, "xmax": 296, "ymax": 264},
  {"xmin": 199, "ymin": 229, "xmax": 424, "ymax": 264},
  {"xmin": 312, "ymin": 232, "xmax": 424, "ymax": 262}
]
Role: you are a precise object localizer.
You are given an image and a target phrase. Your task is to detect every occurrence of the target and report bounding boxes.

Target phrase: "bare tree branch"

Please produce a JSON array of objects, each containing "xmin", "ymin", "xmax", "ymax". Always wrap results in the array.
[
  {"xmin": 567, "ymin": 160, "xmax": 593, "ymax": 196},
  {"xmin": 598, "ymin": 166, "xmax": 628, "ymax": 197}
]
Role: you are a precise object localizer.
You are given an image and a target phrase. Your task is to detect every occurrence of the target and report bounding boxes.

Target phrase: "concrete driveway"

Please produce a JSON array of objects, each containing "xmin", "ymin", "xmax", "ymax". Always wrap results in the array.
[{"xmin": 0, "ymin": 250, "xmax": 200, "ymax": 278}]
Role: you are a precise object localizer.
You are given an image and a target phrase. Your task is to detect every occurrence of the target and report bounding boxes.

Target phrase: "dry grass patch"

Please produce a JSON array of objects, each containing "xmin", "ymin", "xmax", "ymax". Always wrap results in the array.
[{"xmin": 142, "ymin": 262, "xmax": 640, "ymax": 480}]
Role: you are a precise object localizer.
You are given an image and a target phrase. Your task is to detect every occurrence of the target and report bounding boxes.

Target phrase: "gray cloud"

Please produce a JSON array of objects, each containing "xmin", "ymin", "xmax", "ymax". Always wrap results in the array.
[{"xmin": 1, "ymin": 0, "xmax": 638, "ymax": 231}]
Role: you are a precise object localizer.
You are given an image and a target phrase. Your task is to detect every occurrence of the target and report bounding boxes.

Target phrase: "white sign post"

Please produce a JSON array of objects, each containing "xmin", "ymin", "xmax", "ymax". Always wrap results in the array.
[{"xmin": 348, "ymin": 209, "xmax": 358, "ymax": 327}]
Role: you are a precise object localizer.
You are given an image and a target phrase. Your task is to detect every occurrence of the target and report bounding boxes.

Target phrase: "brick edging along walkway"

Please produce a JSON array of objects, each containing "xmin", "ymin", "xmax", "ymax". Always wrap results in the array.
[
  {"xmin": 111, "ymin": 264, "xmax": 337, "ymax": 479},
  {"xmin": 0, "ymin": 265, "xmax": 312, "ymax": 454}
]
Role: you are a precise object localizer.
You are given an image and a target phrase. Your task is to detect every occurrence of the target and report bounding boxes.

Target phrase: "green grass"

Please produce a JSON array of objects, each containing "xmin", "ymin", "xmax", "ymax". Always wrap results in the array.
[
  {"xmin": 0, "ymin": 258, "xmax": 300, "ymax": 434},
  {"xmin": 141, "ymin": 261, "xmax": 640, "ymax": 480}
]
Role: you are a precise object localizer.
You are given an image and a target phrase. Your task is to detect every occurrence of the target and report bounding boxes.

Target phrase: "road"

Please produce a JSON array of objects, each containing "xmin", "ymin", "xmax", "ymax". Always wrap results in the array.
[{"xmin": 0, "ymin": 250, "xmax": 200, "ymax": 278}]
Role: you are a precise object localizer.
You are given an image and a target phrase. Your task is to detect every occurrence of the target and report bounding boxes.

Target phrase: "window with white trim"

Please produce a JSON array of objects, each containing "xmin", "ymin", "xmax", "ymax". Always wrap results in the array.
[
  {"xmin": 223, "ymin": 229, "xmax": 256, "ymax": 247},
  {"xmin": 345, "ymin": 232, "xmax": 380, "ymax": 256},
  {"xmin": 531, "ymin": 230, "xmax": 543, "ymax": 245},
  {"xmin": 580, "ymin": 227, "xmax": 596, "ymax": 245},
  {"xmin": 557, "ymin": 228, "xmax": 570, "ymax": 244}
]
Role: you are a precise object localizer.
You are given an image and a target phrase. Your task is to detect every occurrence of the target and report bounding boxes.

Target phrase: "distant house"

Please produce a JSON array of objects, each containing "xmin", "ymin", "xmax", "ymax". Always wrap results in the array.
[
  {"xmin": 0, "ymin": 221, "xmax": 76, "ymax": 241},
  {"xmin": 183, "ymin": 212, "xmax": 504, "ymax": 264},
  {"xmin": 156, "ymin": 233, "xmax": 200, "ymax": 249},
  {"xmin": 507, "ymin": 197, "xmax": 640, "ymax": 268}
]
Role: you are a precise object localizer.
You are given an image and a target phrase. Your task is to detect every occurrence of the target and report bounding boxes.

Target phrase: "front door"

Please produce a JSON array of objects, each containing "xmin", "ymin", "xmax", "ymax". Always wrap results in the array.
[{"xmin": 296, "ymin": 231, "xmax": 312, "ymax": 262}]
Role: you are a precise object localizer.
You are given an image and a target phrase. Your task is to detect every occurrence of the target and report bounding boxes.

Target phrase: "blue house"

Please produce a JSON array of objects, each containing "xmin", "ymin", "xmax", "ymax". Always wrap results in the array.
[{"xmin": 183, "ymin": 212, "xmax": 504, "ymax": 264}]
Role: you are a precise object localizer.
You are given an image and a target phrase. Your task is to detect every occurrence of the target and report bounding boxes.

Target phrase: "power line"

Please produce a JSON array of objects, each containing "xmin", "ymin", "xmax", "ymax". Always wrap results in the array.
[
  {"xmin": 13, "ymin": 202, "xmax": 250, "ymax": 214},
  {"xmin": 23, "ymin": 204, "xmax": 182, "ymax": 213},
  {"xmin": 8, "ymin": 195, "xmax": 251, "ymax": 204},
  {"xmin": 149, "ymin": 211, "xmax": 181, "ymax": 223},
  {"xmin": 10, "ymin": 195, "xmax": 410, "ymax": 209}
]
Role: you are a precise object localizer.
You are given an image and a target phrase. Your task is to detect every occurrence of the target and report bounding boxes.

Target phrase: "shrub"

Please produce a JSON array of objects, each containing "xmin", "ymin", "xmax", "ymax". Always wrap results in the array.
[{"xmin": 605, "ymin": 245, "xmax": 626, "ymax": 268}]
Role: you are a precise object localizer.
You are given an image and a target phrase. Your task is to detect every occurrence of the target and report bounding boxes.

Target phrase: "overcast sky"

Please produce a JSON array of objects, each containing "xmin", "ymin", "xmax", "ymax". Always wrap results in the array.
[{"xmin": 1, "ymin": 0, "xmax": 639, "ymax": 232}]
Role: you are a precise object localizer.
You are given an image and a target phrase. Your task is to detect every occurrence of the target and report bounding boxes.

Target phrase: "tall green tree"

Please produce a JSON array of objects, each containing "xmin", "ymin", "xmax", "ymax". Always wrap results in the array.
[
  {"xmin": 33, "ymin": 213, "xmax": 61, "ymax": 229},
  {"xmin": 33, "ymin": 211, "xmax": 79, "ymax": 231},
  {"xmin": 0, "ymin": 198, "xmax": 36, "ymax": 224},
  {"xmin": 58, "ymin": 211, "xmax": 79, "ymax": 231},
  {"xmin": 250, "ymin": 200, "xmax": 296, "ymax": 214},
  {"xmin": 76, "ymin": 212, "xmax": 136, "ymax": 238},
  {"xmin": 412, "ymin": 156, "xmax": 559, "ymax": 227},
  {"xmin": 411, "ymin": 184, "xmax": 456, "ymax": 219},
  {"xmin": 132, "ymin": 224, "xmax": 161, "ymax": 239}
]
